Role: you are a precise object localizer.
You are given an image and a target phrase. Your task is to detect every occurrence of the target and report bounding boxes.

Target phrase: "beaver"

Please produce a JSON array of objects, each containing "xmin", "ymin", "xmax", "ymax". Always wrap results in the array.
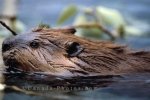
[{"xmin": 2, "ymin": 28, "xmax": 150, "ymax": 77}]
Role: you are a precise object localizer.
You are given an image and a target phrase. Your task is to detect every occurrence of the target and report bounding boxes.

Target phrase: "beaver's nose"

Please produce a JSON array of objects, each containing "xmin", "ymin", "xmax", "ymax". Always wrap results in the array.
[{"xmin": 2, "ymin": 40, "xmax": 13, "ymax": 52}]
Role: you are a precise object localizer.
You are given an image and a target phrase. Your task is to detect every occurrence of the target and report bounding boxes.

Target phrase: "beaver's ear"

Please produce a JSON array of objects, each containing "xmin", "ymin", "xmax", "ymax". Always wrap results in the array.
[
  {"xmin": 32, "ymin": 27, "xmax": 76, "ymax": 34},
  {"xmin": 59, "ymin": 27, "xmax": 76, "ymax": 34}
]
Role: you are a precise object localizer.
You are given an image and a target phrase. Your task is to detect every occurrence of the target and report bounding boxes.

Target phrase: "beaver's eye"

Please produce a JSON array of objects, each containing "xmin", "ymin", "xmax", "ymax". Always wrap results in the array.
[
  {"xmin": 30, "ymin": 41, "xmax": 40, "ymax": 49},
  {"xmin": 66, "ymin": 42, "xmax": 83, "ymax": 57}
]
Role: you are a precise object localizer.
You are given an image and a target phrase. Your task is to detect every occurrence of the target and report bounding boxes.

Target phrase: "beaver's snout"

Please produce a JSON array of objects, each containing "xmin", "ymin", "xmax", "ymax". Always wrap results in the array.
[
  {"xmin": 2, "ymin": 51, "xmax": 17, "ymax": 68},
  {"xmin": 2, "ymin": 39, "xmax": 18, "ymax": 68}
]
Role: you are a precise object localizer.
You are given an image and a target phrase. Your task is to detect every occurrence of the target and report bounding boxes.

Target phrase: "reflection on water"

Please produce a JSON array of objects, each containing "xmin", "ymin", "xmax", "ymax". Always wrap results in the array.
[{"xmin": 0, "ymin": 73, "xmax": 150, "ymax": 100}]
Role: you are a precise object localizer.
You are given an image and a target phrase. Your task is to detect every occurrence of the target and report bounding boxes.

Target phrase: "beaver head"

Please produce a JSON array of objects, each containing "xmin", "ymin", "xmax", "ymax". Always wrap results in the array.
[{"xmin": 2, "ymin": 28, "xmax": 150, "ymax": 77}]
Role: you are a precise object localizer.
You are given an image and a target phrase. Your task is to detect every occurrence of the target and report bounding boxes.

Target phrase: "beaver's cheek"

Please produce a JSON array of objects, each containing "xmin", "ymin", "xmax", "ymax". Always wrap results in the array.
[
  {"xmin": 70, "ymin": 57, "xmax": 90, "ymax": 67},
  {"xmin": 53, "ymin": 56, "xmax": 82, "ymax": 70}
]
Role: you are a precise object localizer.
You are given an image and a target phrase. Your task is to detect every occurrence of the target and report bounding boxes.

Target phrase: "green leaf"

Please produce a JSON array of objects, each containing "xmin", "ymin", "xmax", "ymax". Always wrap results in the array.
[
  {"xmin": 57, "ymin": 5, "xmax": 77, "ymax": 25},
  {"xmin": 96, "ymin": 6, "xmax": 126, "ymax": 28},
  {"xmin": 73, "ymin": 14, "xmax": 88, "ymax": 25},
  {"xmin": 76, "ymin": 28, "xmax": 103, "ymax": 38}
]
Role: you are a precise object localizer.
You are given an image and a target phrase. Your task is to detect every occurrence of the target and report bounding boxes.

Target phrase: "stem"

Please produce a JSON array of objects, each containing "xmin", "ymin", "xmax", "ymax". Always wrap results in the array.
[
  {"xmin": 0, "ymin": 20, "xmax": 17, "ymax": 36},
  {"xmin": 72, "ymin": 23, "xmax": 116, "ymax": 40}
]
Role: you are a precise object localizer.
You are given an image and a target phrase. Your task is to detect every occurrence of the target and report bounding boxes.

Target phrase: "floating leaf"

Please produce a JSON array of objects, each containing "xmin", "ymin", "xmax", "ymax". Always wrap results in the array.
[{"xmin": 57, "ymin": 5, "xmax": 77, "ymax": 25}]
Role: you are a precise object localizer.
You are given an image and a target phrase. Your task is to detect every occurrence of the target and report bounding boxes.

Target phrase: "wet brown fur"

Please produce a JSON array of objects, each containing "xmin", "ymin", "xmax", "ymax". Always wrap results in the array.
[{"xmin": 2, "ymin": 28, "xmax": 150, "ymax": 77}]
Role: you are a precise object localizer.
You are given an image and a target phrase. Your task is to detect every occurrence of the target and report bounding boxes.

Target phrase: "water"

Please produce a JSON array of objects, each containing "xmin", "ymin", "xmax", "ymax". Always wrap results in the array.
[
  {"xmin": 1, "ymin": 73, "xmax": 150, "ymax": 100},
  {"xmin": 0, "ymin": 0, "xmax": 150, "ymax": 100}
]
